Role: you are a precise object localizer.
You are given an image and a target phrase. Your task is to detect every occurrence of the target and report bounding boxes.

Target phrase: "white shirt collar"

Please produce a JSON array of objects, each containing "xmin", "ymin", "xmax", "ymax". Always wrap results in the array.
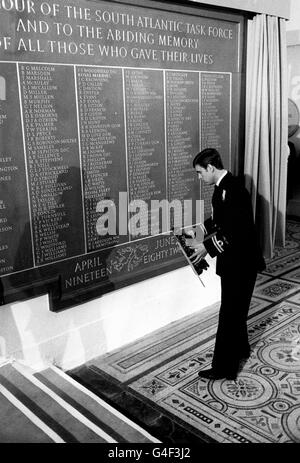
[{"xmin": 216, "ymin": 170, "xmax": 228, "ymax": 187}]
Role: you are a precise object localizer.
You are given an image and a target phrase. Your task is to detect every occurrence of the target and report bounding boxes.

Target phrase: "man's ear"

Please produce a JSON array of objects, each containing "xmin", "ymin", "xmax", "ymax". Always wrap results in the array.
[{"xmin": 207, "ymin": 164, "xmax": 214, "ymax": 172}]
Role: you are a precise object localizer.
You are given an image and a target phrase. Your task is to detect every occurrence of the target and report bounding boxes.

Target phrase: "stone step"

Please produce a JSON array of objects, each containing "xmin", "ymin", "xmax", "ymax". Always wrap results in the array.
[
  {"xmin": 0, "ymin": 361, "xmax": 117, "ymax": 442},
  {"xmin": 35, "ymin": 365, "xmax": 160, "ymax": 443}
]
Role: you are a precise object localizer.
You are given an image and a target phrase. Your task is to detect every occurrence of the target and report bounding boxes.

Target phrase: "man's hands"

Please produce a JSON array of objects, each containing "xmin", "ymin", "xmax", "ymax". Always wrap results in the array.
[{"xmin": 185, "ymin": 239, "xmax": 207, "ymax": 264}]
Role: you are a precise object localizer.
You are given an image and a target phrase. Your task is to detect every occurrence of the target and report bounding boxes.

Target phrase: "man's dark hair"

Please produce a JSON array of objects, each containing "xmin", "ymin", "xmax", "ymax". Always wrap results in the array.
[{"xmin": 193, "ymin": 148, "xmax": 224, "ymax": 169}]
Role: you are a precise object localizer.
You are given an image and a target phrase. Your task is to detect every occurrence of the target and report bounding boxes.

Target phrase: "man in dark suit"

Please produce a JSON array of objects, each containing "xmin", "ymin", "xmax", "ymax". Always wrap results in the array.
[{"xmin": 188, "ymin": 148, "xmax": 265, "ymax": 380}]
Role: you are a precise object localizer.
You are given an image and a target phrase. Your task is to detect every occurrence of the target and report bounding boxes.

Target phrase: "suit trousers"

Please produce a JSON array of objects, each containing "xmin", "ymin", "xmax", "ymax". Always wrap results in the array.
[{"xmin": 211, "ymin": 268, "xmax": 257, "ymax": 376}]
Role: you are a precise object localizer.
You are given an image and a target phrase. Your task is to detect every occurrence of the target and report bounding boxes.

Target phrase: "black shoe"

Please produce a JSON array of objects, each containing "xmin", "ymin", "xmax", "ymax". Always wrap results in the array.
[{"xmin": 198, "ymin": 368, "xmax": 237, "ymax": 381}]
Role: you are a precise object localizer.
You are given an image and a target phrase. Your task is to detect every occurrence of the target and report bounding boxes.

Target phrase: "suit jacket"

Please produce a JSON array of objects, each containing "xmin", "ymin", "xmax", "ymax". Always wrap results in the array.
[{"xmin": 203, "ymin": 172, "xmax": 265, "ymax": 276}]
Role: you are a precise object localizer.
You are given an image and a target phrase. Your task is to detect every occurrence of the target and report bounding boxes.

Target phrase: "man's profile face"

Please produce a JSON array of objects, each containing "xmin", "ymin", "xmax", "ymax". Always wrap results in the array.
[{"xmin": 195, "ymin": 164, "xmax": 214, "ymax": 184}]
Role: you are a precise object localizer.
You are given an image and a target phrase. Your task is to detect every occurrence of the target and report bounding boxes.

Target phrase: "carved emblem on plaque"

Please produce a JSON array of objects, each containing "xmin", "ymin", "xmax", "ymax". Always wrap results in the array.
[{"xmin": 110, "ymin": 244, "xmax": 148, "ymax": 272}]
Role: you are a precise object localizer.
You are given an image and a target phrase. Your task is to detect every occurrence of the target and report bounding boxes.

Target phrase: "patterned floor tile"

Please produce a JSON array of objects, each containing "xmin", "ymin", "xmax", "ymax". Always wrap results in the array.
[
  {"xmin": 265, "ymin": 239, "xmax": 300, "ymax": 261},
  {"xmin": 287, "ymin": 291, "xmax": 300, "ymax": 305},
  {"xmin": 255, "ymin": 274, "xmax": 273, "ymax": 287},
  {"xmin": 253, "ymin": 279, "xmax": 300, "ymax": 302},
  {"xmin": 249, "ymin": 297, "xmax": 271, "ymax": 316},
  {"xmin": 263, "ymin": 252, "xmax": 300, "ymax": 277},
  {"xmin": 128, "ymin": 302, "xmax": 300, "ymax": 443},
  {"xmin": 280, "ymin": 267, "xmax": 300, "ymax": 283}
]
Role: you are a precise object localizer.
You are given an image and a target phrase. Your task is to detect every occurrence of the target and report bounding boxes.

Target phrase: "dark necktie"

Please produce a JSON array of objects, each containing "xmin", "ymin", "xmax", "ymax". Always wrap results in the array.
[
  {"xmin": 212, "ymin": 184, "xmax": 221, "ymax": 221},
  {"xmin": 212, "ymin": 184, "xmax": 221, "ymax": 202}
]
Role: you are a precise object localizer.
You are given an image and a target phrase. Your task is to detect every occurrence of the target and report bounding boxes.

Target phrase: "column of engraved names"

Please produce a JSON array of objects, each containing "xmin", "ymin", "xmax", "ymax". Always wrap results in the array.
[
  {"xmin": 124, "ymin": 69, "xmax": 166, "ymax": 237},
  {"xmin": 0, "ymin": 64, "xmax": 33, "ymax": 276},
  {"xmin": 201, "ymin": 73, "xmax": 231, "ymax": 165},
  {"xmin": 19, "ymin": 64, "xmax": 84, "ymax": 265},
  {"xmin": 166, "ymin": 71, "xmax": 199, "ymax": 228},
  {"xmin": 76, "ymin": 67, "xmax": 127, "ymax": 251},
  {"xmin": 200, "ymin": 73, "xmax": 231, "ymax": 217}
]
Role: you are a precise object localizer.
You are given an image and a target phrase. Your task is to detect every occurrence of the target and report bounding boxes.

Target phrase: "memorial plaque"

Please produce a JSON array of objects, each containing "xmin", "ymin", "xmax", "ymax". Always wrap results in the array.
[{"xmin": 0, "ymin": 0, "xmax": 245, "ymax": 311}]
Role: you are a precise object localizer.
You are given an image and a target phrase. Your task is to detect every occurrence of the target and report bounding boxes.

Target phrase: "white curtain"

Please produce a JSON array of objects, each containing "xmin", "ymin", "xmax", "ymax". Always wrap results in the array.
[{"xmin": 244, "ymin": 15, "xmax": 289, "ymax": 259}]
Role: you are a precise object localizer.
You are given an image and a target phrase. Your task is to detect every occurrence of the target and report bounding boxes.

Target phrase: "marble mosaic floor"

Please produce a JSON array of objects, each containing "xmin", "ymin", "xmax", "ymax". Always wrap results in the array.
[{"xmin": 69, "ymin": 221, "xmax": 300, "ymax": 444}]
